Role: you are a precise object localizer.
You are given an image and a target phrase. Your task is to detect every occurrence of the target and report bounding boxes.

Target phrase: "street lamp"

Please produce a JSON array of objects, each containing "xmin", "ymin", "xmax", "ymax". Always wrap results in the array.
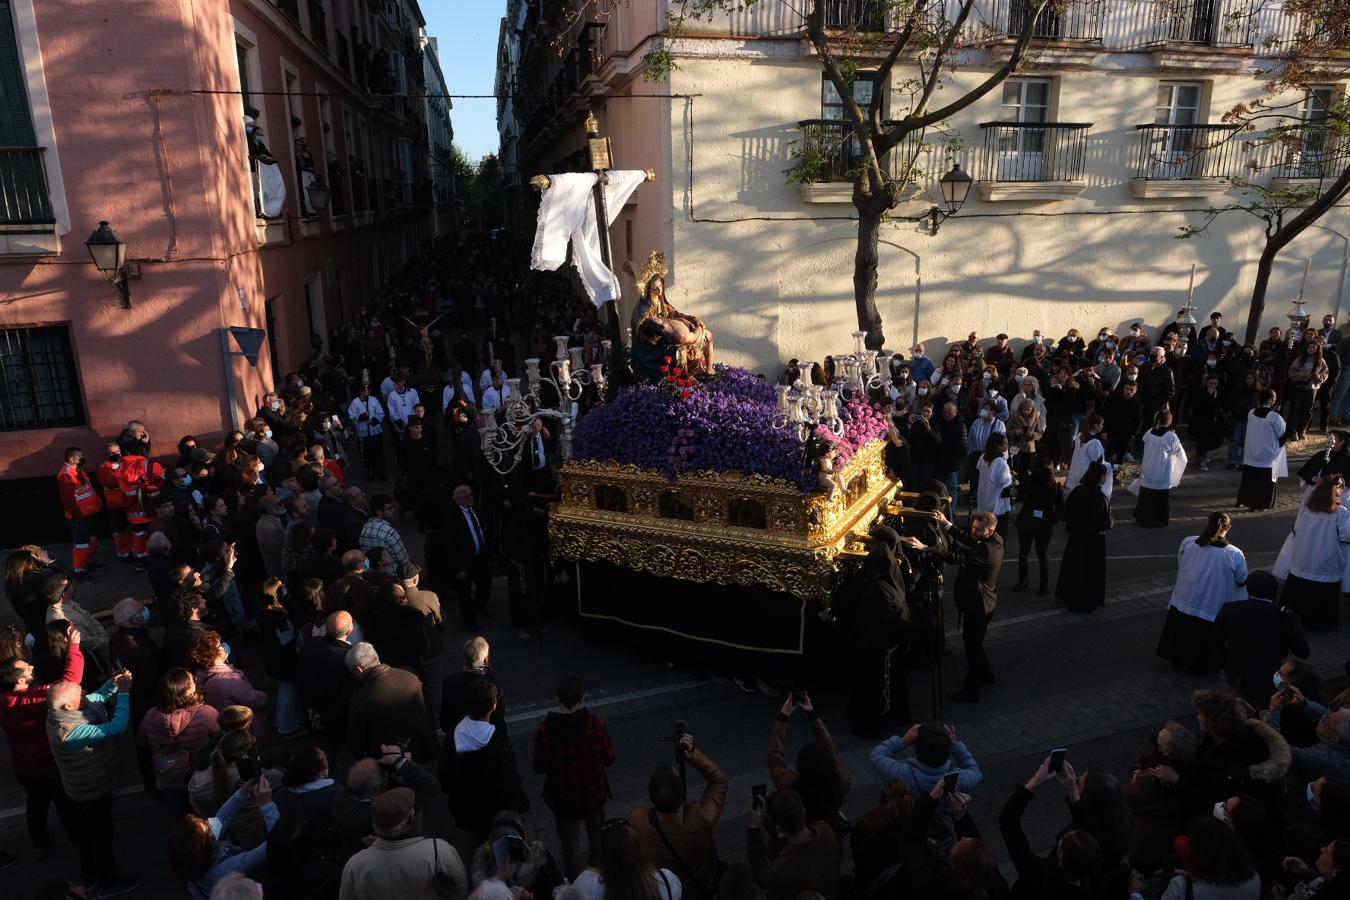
[
  {"xmin": 925, "ymin": 163, "xmax": 974, "ymax": 234},
  {"xmin": 85, "ymin": 220, "xmax": 130, "ymax": 309},
  {"xmin": 306, "ymin": 177, "xmax": 332, "ymax": 213}
]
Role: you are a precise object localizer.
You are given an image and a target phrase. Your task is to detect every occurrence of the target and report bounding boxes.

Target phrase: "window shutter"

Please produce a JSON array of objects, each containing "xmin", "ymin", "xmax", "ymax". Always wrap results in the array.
[{"xmin": 0, "ymin": 1, "xmax": 37, "ymax": 146}]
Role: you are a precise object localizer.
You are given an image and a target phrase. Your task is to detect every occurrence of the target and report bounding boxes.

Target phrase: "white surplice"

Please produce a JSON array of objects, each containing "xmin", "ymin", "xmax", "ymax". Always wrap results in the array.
[
  {"xmin": 1129, "ymin": 429, "xmax": 1188, "ymax": 496},
  {"xmin": 1273, "ymin": 505, "xmax": 1350, "ymax": 585},
  {"xmin": 1066, "ymin": 433, "xmax": 1111, "ymax": 500},
  {"xmin": 1244, "ymin": 408, "xmax": 1289, "ymax": 482},
  {"xmin": 1168, "ymin": 536, "xmax": 1249, "ymax": 621}
]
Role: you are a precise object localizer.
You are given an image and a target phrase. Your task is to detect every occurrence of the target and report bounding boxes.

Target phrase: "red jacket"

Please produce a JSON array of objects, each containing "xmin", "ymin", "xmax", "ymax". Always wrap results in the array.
[
  {"xmin": 533, "ymin": 709, "xmax": 615, "ymax": 819},
  {"xmin": 56, "ymin": 464, "xmax": 102, "ymax": 520},
  {"xmin": 95, "ymin": 460, "xmax": 126, "ymax": 509},
  {"xmin": 0, "ymin": 644, "xmax": 84, "ymax": 774},
  {"xmin": 117, "ymin": 456, "xmax": 163, "ymax": 524}
]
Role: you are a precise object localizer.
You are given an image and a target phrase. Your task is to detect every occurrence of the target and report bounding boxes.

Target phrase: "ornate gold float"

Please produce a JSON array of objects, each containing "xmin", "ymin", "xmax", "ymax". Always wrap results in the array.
[{"xmin": 549, "ymin": 438, "xmax": 900, "ymax": 602}]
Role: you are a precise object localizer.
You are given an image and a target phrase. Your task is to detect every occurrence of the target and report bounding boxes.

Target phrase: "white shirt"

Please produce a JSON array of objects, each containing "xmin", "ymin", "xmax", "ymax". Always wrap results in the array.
[
  {"xmin": 385, "ymin": 388, "xmax": 420, "ymax": 432},
  {"xmin": 481, "ymin": 383, "xmax": 511, "ymax": 411},
  {"xmin": 1245, "ymin": 408, "xmax": 1289, "ymax": 479},
  {"xmin": 1168, "ymin": 536, "xmax": 1249, "ymax": 621},
  {"xmin": 976, "ymin": 454, "xmax": 1013, "ymax": 516},
  {"xmin": 1274, "ymin": 505, "xmax": 1350, "ymax": 584},
  {"xmin": 529, "ymin": 432, "xmax": 548, "ymax": 470},
  {"xmin": 1133, "ymin": 429, "xmax": 1188, "ymax": 492},
  {"xmin": 1066, "ymin": 433, "xmax": 1111, "ymax": 500},
  {"xmin": 459, "ymin": 505, "xmax": 483, "ymax": 554},
  {"xmin": 346, "ymin": 395, "xmax": 385, "ymax": 438}
]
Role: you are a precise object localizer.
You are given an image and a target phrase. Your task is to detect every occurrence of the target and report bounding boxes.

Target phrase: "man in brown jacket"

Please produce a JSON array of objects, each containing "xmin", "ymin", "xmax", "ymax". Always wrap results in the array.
[
  {"xmin": 629, "ymin": 732, "xmax": 727, "ymax": 900},
  {"xmin": 746, "ymin": 788, "xmax": 842, "ymax": 900}
]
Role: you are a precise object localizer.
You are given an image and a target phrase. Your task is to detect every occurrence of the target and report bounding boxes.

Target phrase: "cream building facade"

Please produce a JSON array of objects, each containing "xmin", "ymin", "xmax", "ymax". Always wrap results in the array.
[{"xmin": 503, "ymin": 0, "xmax": 1350, "ymax": 370}]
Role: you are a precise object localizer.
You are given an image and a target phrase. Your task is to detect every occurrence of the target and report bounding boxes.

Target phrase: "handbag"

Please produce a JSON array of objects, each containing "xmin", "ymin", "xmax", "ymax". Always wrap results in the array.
[{"xmin": 430, "ymin": 836, "xmax": 458, "ymax": 898}]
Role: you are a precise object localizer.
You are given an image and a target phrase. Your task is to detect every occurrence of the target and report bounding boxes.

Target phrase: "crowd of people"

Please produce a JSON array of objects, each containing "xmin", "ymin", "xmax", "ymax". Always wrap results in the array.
[{"xmin": 6, "ymin": 228, "xmax": 1350, "ymax": 900}]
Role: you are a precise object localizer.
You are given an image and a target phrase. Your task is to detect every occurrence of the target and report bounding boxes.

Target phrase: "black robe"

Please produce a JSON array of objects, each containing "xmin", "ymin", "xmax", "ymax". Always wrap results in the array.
[
  {"xmin": 1055, "ymin": 485, "xmax": 1112, "ymax": 612},
  {"xmin": 847, "ymin": 540, "xmax": 910, "ymax": 738}
]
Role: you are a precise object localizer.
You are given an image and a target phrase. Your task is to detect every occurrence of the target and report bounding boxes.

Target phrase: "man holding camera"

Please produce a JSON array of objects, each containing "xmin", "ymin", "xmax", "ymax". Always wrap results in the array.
[
  {"xmin": 630, "ymin": 729, "xmax": 728, "ymax": 900},
  {"xmin": 906, "ymin": 510, "xmax": 1004, "ymax": 705}
]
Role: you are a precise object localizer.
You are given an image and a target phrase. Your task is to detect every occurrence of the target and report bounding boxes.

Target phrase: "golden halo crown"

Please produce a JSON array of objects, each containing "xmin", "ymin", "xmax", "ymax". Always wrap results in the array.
[{"xmin": 636, "ymin": 251, "xmax": 668, "ymax": 295}]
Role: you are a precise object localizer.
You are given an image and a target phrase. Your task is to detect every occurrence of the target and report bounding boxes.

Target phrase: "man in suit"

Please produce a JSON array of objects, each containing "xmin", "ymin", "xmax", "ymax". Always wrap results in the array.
[
  {"xmin": 1213, "ymin": 570, "xmax": 1311, "ymax": 709},
  {"xmin": 346, "ymin": 641, "xmax": 435, "ymax": 763},
  {"xmin": 339, "ymin": 484, "xmax": 370, "ymax": 552},
  {"xmin": 907, "ymin": 510, "xmax": 1005, "ymax": 704},
  {"xmin": 522, "ymin": 417, "xmax": 558, "ymax": 496},
  {"xmin": 432, "ymin": 484, "xmax": 493, "ymax": 629},
  {"xmin": 299, "ymin": 610, "xmax": 356, "ymax": 743}
]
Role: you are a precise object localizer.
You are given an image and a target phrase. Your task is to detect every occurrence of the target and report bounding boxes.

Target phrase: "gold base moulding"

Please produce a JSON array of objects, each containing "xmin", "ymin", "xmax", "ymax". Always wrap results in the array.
[{"xmin": 548, "ymin": 439, "xmax": 901, "ymax": 602}]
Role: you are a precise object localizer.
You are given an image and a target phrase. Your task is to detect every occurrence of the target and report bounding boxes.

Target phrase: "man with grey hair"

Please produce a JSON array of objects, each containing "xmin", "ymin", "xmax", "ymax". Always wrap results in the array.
[
  {"xmin": 117, "ymin": 419, "xmax": 150, "ymax": 458},
  {"xmin": 345, "ymin": 642, "xmax": 435, "ymax": 762},
  {"xmin": 47, "ymin": 672, "xmax": 140, "ymax": 896},
  {"xmin": 441, "ymin": 636, "xmax": 506, "ymax": 734},
  {"xmin": 1271, "ymin": 683, "xmax": 1350, "ymax": 782},
  {"xmin": 300, "ymin": 611, "xmax": 357, "ymax": 742}
]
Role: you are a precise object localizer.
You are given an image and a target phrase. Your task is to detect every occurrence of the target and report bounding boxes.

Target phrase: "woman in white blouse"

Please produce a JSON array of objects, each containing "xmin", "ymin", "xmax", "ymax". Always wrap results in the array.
[
  {"xmin": 1275, "ymin": 474, "xmax": 1350, "ymax": 630},
  {"xmin": 1156, "ymin": 512, "xmax": 1248, "ymax": 673},
  {"xmin": 975, "ymin": 433, "xmax": 1014, "ymax": 539},
  {"xmin": 574, "ymin": 820, "xmax": 681, "ymax": 900}
]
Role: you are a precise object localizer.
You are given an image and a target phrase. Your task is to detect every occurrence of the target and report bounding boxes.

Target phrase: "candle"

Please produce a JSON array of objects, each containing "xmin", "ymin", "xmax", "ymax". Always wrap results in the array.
[
  {"xmin": 1299, "ymin": 257, "xmax": 1311, "ymax": 301},
  {"xmin": 1186, "ymin": 263, "xmax": 1196, "ymax": 303},
  {"xmin": 554, "ymin": 335, "xmax": 570, "ymax": 360}
]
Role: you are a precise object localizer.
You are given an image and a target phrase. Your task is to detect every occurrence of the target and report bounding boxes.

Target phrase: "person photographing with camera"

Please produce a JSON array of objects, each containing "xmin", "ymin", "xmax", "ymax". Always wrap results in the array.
[
  {"xmin": 46, "ymin": 667, "xmax": 140, "ymax": 897},
  {"xmin": 904, "ymin": 510, "xmax": 1004, "ymax": 705},
  {"xmin": 630, "ymin": 728, "xmax": 727, "ymax": 900}
]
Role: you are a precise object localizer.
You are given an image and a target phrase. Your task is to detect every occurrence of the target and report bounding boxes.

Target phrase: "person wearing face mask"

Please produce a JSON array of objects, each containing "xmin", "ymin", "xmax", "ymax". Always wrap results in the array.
[
  {"xmin": 1057, "ymin": 328, "xmax": 1085, "ymax": 364},
  {"xmin": 56, "ymin": 447, "xmax": 104, "ymax": 583},
  {"xmin": 1211, "ymin": 571, "xmax": 1309, "ymax": 710},
  {"xmin": 1122, "ymin": 322, "xmax": 1151, "ymax": 359},
  {"xmin": 95, "ymin": 442, "xmax": 134, "ymax": 563},
  {"xmin": 1287, "ymin": 337, "xmax": 1332, "ymax": 442},
  {"xmin": 1085, "ymin": 329, "xmax": 1110, "ymax": 364},
  {"xmin": 1186, "ymin": 373, "xmax": 1227, "ymax": 473},
  {"xmin": 967, "ymin": 400, "xmax": 1007, "ymax": 505},
  {"xmin": 1022, "ymin": 329, "xmax": 1050, "ymax": 364},
  {"xmin": 905, "ymin": 402, "xmax": 940, "ymax": 486},
  {"xmin": 256, "ymin": 392, "xmax": 285, "ymax": 431},
  {"xmin": 907, "ymin": 343, "xmax": 935, "ymax": 384}
]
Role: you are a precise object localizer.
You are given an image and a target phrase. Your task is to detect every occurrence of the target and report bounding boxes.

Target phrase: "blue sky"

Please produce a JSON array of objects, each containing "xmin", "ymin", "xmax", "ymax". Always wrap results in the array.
[{"xmin": 425, "ymin": 1, "xmax": 504, "ymax": 163}]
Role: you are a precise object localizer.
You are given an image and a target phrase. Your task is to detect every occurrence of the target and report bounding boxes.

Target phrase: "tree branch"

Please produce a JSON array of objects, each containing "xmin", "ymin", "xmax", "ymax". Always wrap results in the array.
[
  {"xmin": 804, "ymin": 0, "xmax": 886, "ymax": 196},
  {"xmin": 908, "ymin": 0, "xmax": 1053, "ymax": 131}
]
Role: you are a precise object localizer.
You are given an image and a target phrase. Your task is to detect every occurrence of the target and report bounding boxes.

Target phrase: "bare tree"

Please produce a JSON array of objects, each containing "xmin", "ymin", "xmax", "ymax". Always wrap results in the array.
[
  {"xmin": 651, "ymin": 0, "xmax": 1057, "ymax": 349},
  {"xmin": 1175, "ymin": 0, "xmax": 1350, "ymax": 345}
]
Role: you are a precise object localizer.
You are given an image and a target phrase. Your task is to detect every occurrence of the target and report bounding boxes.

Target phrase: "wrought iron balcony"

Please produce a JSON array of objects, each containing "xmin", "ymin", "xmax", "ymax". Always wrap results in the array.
[
  {"xmin": 1274, "ymin": 125, "xmax": 1349, "ymax": 180},
  {"xmin": 795, "ymin": 119, "xmax": 931, "ymax": 184},
  {"xmin": 978, "ymin": 122, "xmax": 1092, "ymax": 182},
  {"xmin": 993, "ymin": 0, "xmax": 1104, "ymax": 41},
  {"xmin": 823, "ymin": 0, "xmax": 887, "ymax": 32},
  {"xmin": 1134, "ymin": 124, "xmax": 1242, "ymax": 180},
  {"xmin": 0, "ymin": 147, "xmax": 55, "ymax": 225}
]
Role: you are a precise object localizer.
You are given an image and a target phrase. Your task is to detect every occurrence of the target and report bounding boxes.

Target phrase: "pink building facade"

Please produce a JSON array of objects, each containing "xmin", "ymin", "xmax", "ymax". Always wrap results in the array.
[{"xmin": 0, "ymin": 0, "xmax": 444, "ymax": 544}]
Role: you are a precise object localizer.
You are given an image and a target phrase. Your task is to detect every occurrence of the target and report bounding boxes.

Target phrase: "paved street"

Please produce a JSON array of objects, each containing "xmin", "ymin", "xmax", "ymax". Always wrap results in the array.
[{"xmin": 3, "ymin": 441, "xmax": 1345, "ymax": 896}]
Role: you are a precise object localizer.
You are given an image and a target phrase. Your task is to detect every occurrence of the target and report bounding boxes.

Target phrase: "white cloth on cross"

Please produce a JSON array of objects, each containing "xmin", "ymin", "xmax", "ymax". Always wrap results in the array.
[{"xmin": 530, "ymin": 170, "xmax": 647, "ymax": 307}]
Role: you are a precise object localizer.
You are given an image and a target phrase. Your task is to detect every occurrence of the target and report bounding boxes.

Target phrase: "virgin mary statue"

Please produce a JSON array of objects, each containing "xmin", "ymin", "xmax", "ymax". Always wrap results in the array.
[{"xmin": 626, "ymin": 251, "xmax": 715, "ymax": 383}]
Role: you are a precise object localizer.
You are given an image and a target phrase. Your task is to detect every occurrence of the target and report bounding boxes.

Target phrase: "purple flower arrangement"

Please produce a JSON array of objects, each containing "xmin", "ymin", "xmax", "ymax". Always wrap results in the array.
[
  {"xmin": 814, "ymin": 396, "xmax": 889, "ymax": 469},
  {"xmin": 573, "ymin": 367, "xmax": 886, "ymax": 492}
]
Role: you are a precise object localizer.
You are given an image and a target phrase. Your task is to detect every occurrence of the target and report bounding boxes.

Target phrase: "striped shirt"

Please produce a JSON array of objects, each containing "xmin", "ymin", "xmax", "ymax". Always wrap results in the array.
[{"xmin": 967, "ymin": 416, "xmax": 1006, "ymax": 454}]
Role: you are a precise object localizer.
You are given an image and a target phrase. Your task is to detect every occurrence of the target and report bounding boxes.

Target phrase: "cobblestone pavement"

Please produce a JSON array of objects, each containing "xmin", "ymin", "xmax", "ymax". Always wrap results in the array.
[{"xmin": 1, "ymin": 443, "xmax": 1342, "ymax": 896}]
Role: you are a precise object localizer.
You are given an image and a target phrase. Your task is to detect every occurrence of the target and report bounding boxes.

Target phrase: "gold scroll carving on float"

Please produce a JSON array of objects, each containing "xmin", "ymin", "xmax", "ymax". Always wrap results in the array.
[{"xmin": 548, "ymin": 438, "xmax": 900, "ymax": 602}]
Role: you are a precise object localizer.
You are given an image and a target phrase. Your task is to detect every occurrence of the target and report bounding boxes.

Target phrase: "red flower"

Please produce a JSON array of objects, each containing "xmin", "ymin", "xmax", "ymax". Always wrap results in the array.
[
  {"xmin": 673, "ymin": 367, "xmax": 683, "ymax": 377},
  {"xmin": 660, "ymin": 365, "xmax": 669, "ymax": 373}
]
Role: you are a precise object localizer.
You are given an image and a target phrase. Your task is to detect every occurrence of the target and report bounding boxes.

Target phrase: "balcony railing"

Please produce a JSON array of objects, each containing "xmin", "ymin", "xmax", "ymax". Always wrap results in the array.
[
  {"xmin": 992, "ymin": 0, "xmax": 1104, "ymax": 42},
  {"xmin": 0, "ymin": 148, "xmax": 55, "ymax": 225},
  {"xmin": 795, "ymin": 119, "xmax": 931, "ymax": 183},
  {"xmin": 1274, "ymin": 125, "xmax": 1350, "ymax": 180},
  {"xmin": 1132, "ymin": 0, "xmax": 1262, "ymax": 47},
  {"xmin": 1134, "ymin": 124, "xmax": 1242, "ymax": 180},
  {"xmin": 276, "ymin": 0, "xmax": 300, "ymax": 23},
  {"xmin": 978, "ymin": 123, "xmax": 1092, "ymax": 182},
  {"xmin": 824, "ymin": 0, "xmax": 887, "ymax": 31}
]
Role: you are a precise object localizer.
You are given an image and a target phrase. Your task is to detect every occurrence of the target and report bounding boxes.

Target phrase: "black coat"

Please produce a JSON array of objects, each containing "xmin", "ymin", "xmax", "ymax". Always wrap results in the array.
[
  {"xmin": 438, "ymin": 724, "xmax": 529, "ymax": 838},
  {"xmin": 257, "ymin": 608, "xmax": 299, "ymax": 681},
  {"xmin": 1139, "ymin": 363, "xmax": 1175, "ymax": 409},
  {"xmin": 933, "ymin": 416, "xmax": 968, "ymax": 474},
  {"xmin": 161, "ymin": 619, "xmax": 209, "ymax": 670},
  {"xmin": 347, "ymin": 663, "xmax": 435, "ymax": 762},
  {"xmin": 441, "ymin": 669, "xmax": 508, "ymax": 734},
  {"xmin": 937, "ymin": 528, "xmax": 1003, "ymax": 616},
  {"xmin": 1213, "ymin": 598, "xmax": 1310, "ymax": 707},
  {"xmin": 366, "ymin": 603, "xmax": 430, "ymax": 674},
  {"xmin": 1014, "ymin": 477, "xmax": 1065, "ymax": 531},
  {"xmin": 297, "ymin": 636, "xmax": 353, "ymax": 735}
]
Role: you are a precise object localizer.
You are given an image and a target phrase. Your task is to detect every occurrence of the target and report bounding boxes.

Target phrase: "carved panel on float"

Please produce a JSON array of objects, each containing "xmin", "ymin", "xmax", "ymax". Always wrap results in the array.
[{"xmin": 548, "ymin": 439, "xmax": 900, "ymax": 602}]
